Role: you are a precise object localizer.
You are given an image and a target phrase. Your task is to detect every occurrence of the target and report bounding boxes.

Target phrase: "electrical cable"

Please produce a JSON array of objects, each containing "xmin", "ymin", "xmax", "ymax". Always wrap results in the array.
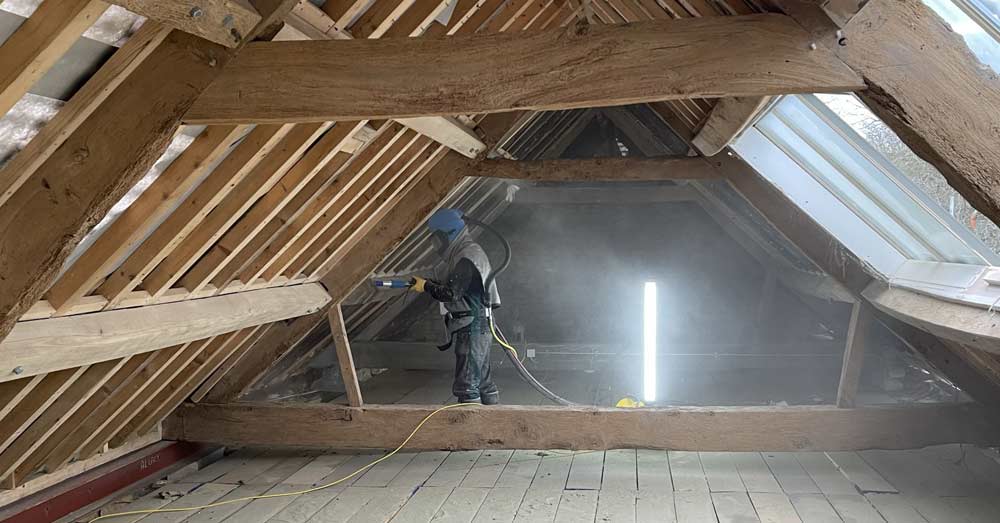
[
  {"xmin": 463, "ymin": 214, "xmax": 576, "ymax": 407},
  {"xmin": 87, "ymin": 402, "xmax": 481, "ymax": 522}
]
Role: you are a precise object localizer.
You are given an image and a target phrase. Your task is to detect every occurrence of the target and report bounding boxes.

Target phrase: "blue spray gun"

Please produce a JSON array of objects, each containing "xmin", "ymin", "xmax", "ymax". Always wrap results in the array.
[{"xmin": 372, "ymin": 279, "xmax": 412, "ymax": 289}]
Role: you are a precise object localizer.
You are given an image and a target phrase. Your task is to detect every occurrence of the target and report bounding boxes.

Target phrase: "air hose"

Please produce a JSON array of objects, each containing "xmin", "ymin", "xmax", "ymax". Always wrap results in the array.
[{"xmin": 463, "ymin": 216, "xmax": 577, "ymax": 406}]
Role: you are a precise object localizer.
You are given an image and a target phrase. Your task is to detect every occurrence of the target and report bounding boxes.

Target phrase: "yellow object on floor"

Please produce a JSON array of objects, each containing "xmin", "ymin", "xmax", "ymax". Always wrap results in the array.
[{"xmin": 615, "ymin": 396, "xmax": 645, "ymax": 408}]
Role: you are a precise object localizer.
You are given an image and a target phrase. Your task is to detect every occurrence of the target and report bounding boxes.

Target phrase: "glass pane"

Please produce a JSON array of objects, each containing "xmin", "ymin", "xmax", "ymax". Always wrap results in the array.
[
  {"xmin": 923, "ymin": 0, "xmax": 1000, "ymax": 72},
  {"xmin": 816, "ymin": 93, "xmax": 1000, "ymax": 260},
  {"xmin": 756, "ymin": 96, "xmax": 995, "ymax": 265}
]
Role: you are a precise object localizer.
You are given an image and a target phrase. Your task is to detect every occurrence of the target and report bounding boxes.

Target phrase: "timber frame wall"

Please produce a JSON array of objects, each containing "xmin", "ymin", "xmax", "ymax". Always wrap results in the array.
[{"xmin": 0, "ymin": 0, "xmax": 999, "ymax": 501}]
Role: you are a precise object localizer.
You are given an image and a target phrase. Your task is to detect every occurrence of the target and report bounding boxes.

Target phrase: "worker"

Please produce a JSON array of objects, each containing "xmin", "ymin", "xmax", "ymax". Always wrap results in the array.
[{"xmin": 410, "ymin": 208, "xmax": 501, "ymax": 405}]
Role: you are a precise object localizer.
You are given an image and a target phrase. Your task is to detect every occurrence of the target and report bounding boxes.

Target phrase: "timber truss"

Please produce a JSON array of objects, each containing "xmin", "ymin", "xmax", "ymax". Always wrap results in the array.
[{"xmin": 1, "ymin": 0, "xmax": 999, "ymax": 502}]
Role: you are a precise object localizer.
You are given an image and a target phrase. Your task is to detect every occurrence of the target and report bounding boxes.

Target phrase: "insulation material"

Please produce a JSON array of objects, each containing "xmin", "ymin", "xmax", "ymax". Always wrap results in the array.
[
  {"xmin": 0, "ymin": 1, "xmax": 143, "ymax": 46},
  {"xmin": 0, "ymin": 93, "xmax": 61, "ymax": 166}
]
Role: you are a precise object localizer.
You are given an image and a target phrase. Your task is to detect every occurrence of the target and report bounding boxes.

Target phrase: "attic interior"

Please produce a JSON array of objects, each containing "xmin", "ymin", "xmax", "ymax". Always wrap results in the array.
[{"xmin": 1, "ymin": 0, "xmax": 1000, "ymax": 522}]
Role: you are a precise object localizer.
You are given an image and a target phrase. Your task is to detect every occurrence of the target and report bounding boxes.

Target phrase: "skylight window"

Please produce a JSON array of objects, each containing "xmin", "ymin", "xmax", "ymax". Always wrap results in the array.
[
  {"xmin": 923, "ymin": 0, "xmax": 1000, "ymax": 73},
  {"xmin": 815, "ymin": 93, "xmax": 1000, "ymax": 258}
]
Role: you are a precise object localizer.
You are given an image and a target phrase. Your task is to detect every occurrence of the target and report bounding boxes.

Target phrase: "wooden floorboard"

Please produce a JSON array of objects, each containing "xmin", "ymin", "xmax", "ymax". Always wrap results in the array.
[{"xmin": 94, "ymin": 446, "xmax": 1000, "ymax": 523}]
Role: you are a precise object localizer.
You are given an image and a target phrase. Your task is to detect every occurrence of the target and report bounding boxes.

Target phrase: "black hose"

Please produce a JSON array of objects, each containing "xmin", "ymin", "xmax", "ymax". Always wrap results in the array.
[
  {"xmin": 463, "ymin": 215, "xmax": 577, "ymax": 406},
  {"xmin": 461, "ymin": 216, "xmax": 510, "ymax": 296}
]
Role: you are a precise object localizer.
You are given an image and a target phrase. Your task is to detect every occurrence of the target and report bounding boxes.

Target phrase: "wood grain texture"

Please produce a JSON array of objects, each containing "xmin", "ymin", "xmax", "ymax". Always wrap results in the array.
[
  {"xmin": 0, "ymin": 30, "xmax": 233, "ymax": 345},
  {"xmin": 473, "ymin": 156, "xmax": 719, "ymax": 181},
  {"xmin": 185, "ymin": 14, "xmax": 863, "ymax": 123},
  {"xmin": 836, "ymin": 0, "xmax": 1000, "ymax": 244},
  {"xmin": 169, "ymin": 402, "xmax": 1000, "ymax": 451},
  {"xmin": 692, "ymin": 96, "xmax": 771, "ymax": 156},
  {"xmin": 864, "ymin": 283, "xmax": 1000, "ymax": 355},
  {"xmin": 329, "ymin": 304, "xmax": 363, "ymax": 407},
  {"xmin": 0, "ymin": 0, "xmax": 107, "ymax": 117},
  {"xmin": 0, "ymin": 284, "xmax": 330, "ymax": 382},
  {"xmin": 0, "ymin": 22, "xmax": 172, "ymax": 209},
  {"xmin": 107, "ymin": 0, "xmax": 260, "ymax": 47},
  {"xmin": 45, "ymin": 125, "xmax": 246, "ymax": 311}
]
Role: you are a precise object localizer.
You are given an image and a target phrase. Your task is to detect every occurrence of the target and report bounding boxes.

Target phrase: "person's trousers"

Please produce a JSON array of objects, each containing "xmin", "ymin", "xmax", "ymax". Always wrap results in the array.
[{"xmin": 452, "ymin": 316, "xmax": 498, "ymax": 404}]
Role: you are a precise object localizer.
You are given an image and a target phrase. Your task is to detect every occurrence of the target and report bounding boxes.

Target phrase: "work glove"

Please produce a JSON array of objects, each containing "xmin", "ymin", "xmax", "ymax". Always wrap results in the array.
[{"xmin": 410, "ymin": 276, "xmax": 426, "ymax": 292}]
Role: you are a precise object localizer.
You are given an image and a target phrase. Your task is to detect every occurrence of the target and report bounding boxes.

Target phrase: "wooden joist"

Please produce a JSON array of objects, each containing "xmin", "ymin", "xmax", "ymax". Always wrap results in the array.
[
  {"xmin": 184, "ymin": 14, "xmax": 864, "ymax": 123},
  {"xmin": 692, "ymin": 96, "xmax": 772, "ymax": 156},
  {"xmin": 472, "ymin": 156, "xmax": 719, "ymax": 181},
  {"xmin": 0, "ymin": 284, "xmax": 330, "ymax": 382},
  {"xmin": 107, "ymin": 0, "xmax": 262, "ymax": 48},
  {"xmin": 168, "ymin": 402, "xmax": 1000, "ymax": 451}
]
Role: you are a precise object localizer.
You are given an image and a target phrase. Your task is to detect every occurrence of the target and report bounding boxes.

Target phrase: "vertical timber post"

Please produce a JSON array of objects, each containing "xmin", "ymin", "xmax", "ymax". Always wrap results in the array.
[
  {"xmin": 837, "ymin": 300, "xmax": 872, "ymax": 408},
  {"xmin": 328, "ymin": 303, "xmax": 363, "ymax": 407}
]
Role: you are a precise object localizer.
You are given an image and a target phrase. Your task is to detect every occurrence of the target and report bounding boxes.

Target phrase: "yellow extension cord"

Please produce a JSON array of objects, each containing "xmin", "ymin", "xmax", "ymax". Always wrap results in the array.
[
  {"xmin": 90, "ymin": 318, "xmax": 525, "ymax": 522},
  {"xmin": 88, "ymin": 402, "xmax": 481, "ymax": 522}
]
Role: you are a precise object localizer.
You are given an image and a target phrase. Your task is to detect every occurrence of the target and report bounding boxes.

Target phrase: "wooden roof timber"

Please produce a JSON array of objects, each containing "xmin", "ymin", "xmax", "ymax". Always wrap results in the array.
[
  {"xmin": 0, "ymin": 284, "xmax": 329, "ymax": 383},
  {"xmin": 107, "ymin": 0, "xmax": 263, "ymax": 48},
  {"xmin": 184, "ymin": 14, "xmax": 864, "ymax": 123},
  {"xmin": 284, "ymin": 2, "xmax": 487, "ymax": 158},
  {"xmin": 171, "ymin": 401, "xmax": 1000, "ymax": 451}
]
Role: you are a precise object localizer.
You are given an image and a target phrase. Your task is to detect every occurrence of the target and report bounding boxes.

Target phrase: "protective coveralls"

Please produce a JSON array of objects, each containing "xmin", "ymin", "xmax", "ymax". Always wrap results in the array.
[{"xmin": 412, "ymin": 209, "xmax": 500, "ymax": 404}]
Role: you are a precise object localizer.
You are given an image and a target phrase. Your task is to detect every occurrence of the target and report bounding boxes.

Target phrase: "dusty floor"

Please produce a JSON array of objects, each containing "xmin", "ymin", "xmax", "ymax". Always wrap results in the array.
[{"xmin": 88, "ymin": 444, "xmax": 1000, "ymax": 522}]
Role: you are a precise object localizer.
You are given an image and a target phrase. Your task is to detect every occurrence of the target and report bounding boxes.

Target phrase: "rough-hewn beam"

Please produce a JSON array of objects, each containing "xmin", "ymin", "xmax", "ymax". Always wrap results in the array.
[
  {"xmin": 0, "ymin": 1, "xmax": 296, "ymax": 345},
  {"xmin": 834, "ymin": 0, "xmax": 1000, "ymax": 240},
  {"xmin": 169, "ymin": 402, "xmax": 1000, "ymax": 451},
  {"xmin": 864, "ymin": 284, "xmax": 1000, "ymax": 355},
  {"xmin": 692, "ymin": 97, "xmax": 772, "ymax": 156},
  {"xmin": 185, "ymin": 14, "xmax": 864, "ymax": 123},
  {"xmin": 473, "ymin": 156, "xmax": 719, "ymax": 181},
  {"xmin": 0, "ymin": 284, "xmax": 329, "ymax": 382},
  {"xmin": 107, "ymin": 0, "xmax": 261, "ymax": 47}
]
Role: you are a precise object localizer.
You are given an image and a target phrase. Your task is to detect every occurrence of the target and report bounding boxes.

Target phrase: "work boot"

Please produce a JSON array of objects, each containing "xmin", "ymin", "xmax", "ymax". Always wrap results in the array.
[{"xmin": 481, "ymin": 391, "xmax": 500, "ymax": 405}]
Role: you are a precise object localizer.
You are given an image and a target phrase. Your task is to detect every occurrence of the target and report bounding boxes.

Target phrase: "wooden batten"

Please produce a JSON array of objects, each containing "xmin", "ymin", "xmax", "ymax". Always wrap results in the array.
[
  {"xmin": 0, "ymin": 284, "xmax": 330, "ymax": 382},
  {"xmin": 184, "ymin": 14, "xmax": 864, "ymax": 123}
]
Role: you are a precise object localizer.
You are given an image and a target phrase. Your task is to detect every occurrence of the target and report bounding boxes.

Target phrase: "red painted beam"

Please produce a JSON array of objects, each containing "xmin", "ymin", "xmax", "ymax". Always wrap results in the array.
[{"xmin": 0, "ymin": 441, "xmax": 205, "ymax": 523}]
